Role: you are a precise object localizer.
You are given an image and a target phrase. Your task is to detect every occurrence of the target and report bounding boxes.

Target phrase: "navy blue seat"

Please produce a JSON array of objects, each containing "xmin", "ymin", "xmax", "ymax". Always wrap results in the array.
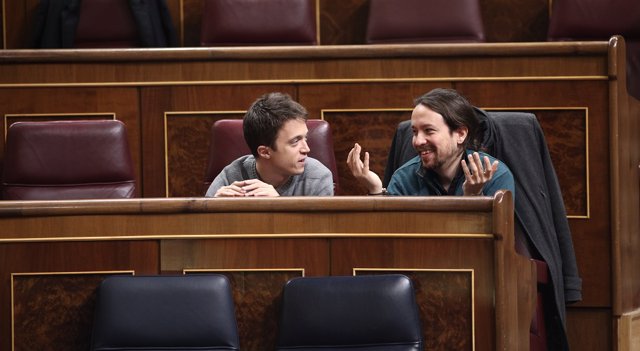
[
  {"xmin": 90, "ymin": 275, "xmax": 240, "ymax": 351},
  {"xmin": 276, "ymin": 274, "xmax": 423, "ymax": 351}
]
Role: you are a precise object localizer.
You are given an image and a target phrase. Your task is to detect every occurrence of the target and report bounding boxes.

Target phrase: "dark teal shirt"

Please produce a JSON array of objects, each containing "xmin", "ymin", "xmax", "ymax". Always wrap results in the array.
[{"xmin": 387, "ymin": 150, "xmax": 515, "ymax": 197}]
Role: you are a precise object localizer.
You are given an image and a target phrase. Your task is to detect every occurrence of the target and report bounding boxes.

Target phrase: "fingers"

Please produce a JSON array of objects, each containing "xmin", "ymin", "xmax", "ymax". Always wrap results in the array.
[{"xmin": 214, "ymin": 184, "xmax": 246, "ymax": 197}]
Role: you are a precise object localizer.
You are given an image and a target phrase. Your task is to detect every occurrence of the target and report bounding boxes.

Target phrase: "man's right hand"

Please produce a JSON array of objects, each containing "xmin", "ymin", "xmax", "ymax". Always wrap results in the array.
[
  {"xmin": 214, "ymin": 179, "xmax": 280, "ymax": 197},
  {"xmin": 346, "ymin": 143, "xmax": 384, "ymax": 194}
]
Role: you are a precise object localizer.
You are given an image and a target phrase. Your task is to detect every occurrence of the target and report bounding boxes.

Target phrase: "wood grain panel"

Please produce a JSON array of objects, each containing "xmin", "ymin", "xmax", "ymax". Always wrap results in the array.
[
  {"xmin": 166, "ymin": 111, "xmax": 244, "ymax": 197},
  {"xmin": 482, "ymin": 0, "xmax": 549, "ymax": 42},
  {"xmin": 357, "ymin": 270, "xmax": 473, "ymax": 351},
  {"xmin": 456, "ymin": 80, "xmax": 611, "ymax": 307},
  {"xmin": 12, "ymin": 272, "xmax": 132, "ymax": 351},
  {"xmin": 161, "ymin": 238, "xmax": 329, "ymax": 275},
  {"xmin": 0, "ymin": 241, "xmax": 158, "ymax": 351},
  {"xmin": 332, "ymin": 238, "xmax": 495, "ymax": 350},
  {"xmin": 141, "ymin": 85, "xmax": 295, "ymax": 197},
  {"xmin": 566, "ymin": 308, "xmax": 612, "ymax": 351},
  {"xmin": 319, "ymin": 0, "xmax": 368, "ymax": 45},
  {"xmin": 182, "ymin": 0, "xmax": 204, "ymax": 47},
  {"xmin": 324, "ymin": 110, "xmax": 409, "ymax": 195},
  {"xmin": 186, "ymin": 270, "xmax": 303, "ymax": 351}
]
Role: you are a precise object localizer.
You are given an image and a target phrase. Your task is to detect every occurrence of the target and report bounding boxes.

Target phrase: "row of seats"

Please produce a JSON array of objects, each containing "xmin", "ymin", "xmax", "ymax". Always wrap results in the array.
[
  {"xmin": 31, "ymin": 0, "xmax": 640, "ymax": 98},
  {"xmin": 34, "ymin": 0, "xmax": 637, "ymax": 46},
  {"xmin": 90, "ymin": 274, "xmax": 423, "ymax": 351},
  {"xmin": 0, "ymin": 119, "xmax": 339, "ymax": 200}
]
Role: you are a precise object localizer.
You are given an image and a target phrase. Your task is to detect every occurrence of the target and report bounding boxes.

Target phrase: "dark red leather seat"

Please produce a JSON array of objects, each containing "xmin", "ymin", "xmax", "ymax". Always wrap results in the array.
[
  {"xmin": 200, "ymin": 0, "xmax": 318, "ymax": 46},
  {"xmin": 1, "ymin": 120, "xmax": 136, "ymax": 200},
  {"xmin": 548, "ymin": 0, "xmax": 640, "ymax": 99},
  {"xmin": 203, "ymin": 119, "xmax": 339, "ymax": 193},
  {"xmin": 74, "ymin": 0, "xmax": 139, "ymax": 48},
  {"xmin": 365, "ymin": 0, "xmax": 485, "ymax": 44}
]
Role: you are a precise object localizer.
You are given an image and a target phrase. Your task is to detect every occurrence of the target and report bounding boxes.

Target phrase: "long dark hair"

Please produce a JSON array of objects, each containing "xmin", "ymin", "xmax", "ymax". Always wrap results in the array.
[{"xmin": 414, "ymin": 88, "xmax": 481, "ymax": 150}]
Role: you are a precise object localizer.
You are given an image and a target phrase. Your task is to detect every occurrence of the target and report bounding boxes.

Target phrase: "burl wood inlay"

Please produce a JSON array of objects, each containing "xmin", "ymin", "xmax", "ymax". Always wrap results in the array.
[
  {"xmin": 536, "ymin": 110, "xmax": 587, "ymax": 217},
  {"xmin": 12, "ymin": 273, "xmax": 124, "ymax": 351},
  {"xmin": 189, "ymin": 270, "xmax": 303, "ymax": 351},
  {"xmin": 166, "ymin": 114, "xmax": 243, "ymax": 197},
  {"xmin": 326, "ymin": 110, "xmax": 410, "ymax": 195},
  {"xmin": 357, "ymin": 270, "xmax": 473, "ymax": 351}
]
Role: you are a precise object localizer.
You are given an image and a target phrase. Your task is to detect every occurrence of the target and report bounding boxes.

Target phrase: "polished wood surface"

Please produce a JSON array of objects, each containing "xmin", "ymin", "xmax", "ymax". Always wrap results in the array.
[
  {"xmin": 0, "ymin": 38, "xmax": 638, "ymax": 350},
  {"xmin": 0, "ymin": 193, "xmax": 534, "ymax": 351}
]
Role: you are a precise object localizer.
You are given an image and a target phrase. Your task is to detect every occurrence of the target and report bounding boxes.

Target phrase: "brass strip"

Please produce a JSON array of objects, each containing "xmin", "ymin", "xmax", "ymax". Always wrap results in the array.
[
  {"xmin": 2, "ymin": 0, "xmax": 6, "ymax": 50},
  {"xmin": 179, "ymin": 0, "xmax": 185, "ymax": 47},
  {"xmin": 354, "ymin": 268, "xmax": 475, "ymax": 350},
  {"xmin": 0, "ymin": 233, "xmax": 496, "ymax": 243},
  {"xmin": 3, "ymin": 112, "xmax": 116, "ymax": 141},
  {"xmin": 163, "ymin": 110, "xmax": 246, "ymax": 197},
  {"xmin": 315, "ymin": 0, "xmax": 320, "ymax": 45},
  {"xmin": 0, "ymin": 75, "xmax": 610, "ymax": 89}
]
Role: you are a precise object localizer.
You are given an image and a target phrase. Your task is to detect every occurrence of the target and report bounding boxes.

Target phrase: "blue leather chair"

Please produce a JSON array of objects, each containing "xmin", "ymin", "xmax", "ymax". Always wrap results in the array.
[
  {"xmin": 90, "ymin": 275, "xmax": 240, "ymax": 351},
  {"xmin": 276, "ymin": 274, "xmax": 423, "ymax": 351}
]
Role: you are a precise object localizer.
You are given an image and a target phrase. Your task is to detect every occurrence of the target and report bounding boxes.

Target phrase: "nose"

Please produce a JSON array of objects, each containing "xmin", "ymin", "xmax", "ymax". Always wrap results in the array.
[
  {"xmin": 300, "ymin": 139, "xmax": 310, "ymax": 154},
  {"xmin": 413, "ymin": 131, "xmax": 427, "ymax": 147}
]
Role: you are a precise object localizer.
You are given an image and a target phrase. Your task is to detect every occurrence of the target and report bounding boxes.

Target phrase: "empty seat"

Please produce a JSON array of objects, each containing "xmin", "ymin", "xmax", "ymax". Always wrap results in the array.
[
  {"xmin": 547, "ymin": 0, "xmax": 640, "ymax": 99},
  {"xmin": 200, "ymin": 0, "xmax": 318, "ymax": 46},
  {"xmin": 31, "ymin": 0, "xmax": 178, "ymax": 48},
  {"xmin": 366, "ymin": 0, "xmax": 485, "ymax": 44},
  {"xmin": 276, "ymin": 274, "xmax": 423, "ymax": 351},
  {"xmin": 90, "ymin": 275, "xmax": 240, "ymax": 351},
  {"xmin": 203, "ymin": 118, "xmax": 339, "ymax": 193},
  {"xmin": 1, "ymin": 120, "xmax": 136, "ymax": 200}
]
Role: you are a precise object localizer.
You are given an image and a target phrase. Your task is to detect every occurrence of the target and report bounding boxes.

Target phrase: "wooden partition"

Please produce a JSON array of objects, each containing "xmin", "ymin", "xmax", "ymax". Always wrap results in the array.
[
  {"xmin": 0, "ymin": 192, "xmax": 534, "ymax": 351},
  {"xmin": 0, "ymin": 38, "xmax": 639, "ymax": 349}
]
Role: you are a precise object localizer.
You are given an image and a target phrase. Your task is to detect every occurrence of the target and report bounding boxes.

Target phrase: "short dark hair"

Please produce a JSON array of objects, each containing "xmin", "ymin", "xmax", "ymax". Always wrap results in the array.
[
  {"xmin": 413, "ymin": 88, "xmax": 480, "ymax": 150},
  {"xmin": 243, "ymin": 92, "xmax": 308, "ymax": 156}
]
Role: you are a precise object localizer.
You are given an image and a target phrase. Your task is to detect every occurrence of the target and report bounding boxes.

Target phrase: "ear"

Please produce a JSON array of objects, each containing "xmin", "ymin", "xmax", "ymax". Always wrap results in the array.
[
  {"xmin": 454, "ymin": 126, "xmax": 468, "ymax": 146},
  {"xmin": 257, "ymin": 145, "xmax": 271, "ymax": 159}
]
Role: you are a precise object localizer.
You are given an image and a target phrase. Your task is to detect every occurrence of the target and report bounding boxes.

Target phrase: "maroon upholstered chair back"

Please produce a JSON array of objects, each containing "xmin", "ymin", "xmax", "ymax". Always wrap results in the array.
[
  {"xmin": 74, "ymin": 0, "xmax": 138, "ymax": 48},
  {"xmin": 1, "ymin": 120, "xmax": 136, "ymax": 200},
  {"xmin": 365, "ymin": 0, "xmax": 485, "ymax": 44},
  {"xmin": 200, "ymin": 0, "xmax": 318, "ymax": 46},
  {"xmin": 203, "ymin": 119, "xmax": 339, "ymax": 193},
  {"xmin": 547, "ymin": 0, "xmax": 640, "ymax": 99}
]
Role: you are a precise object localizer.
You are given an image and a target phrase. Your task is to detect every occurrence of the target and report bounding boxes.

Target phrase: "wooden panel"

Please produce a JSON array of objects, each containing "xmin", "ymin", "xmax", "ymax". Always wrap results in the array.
[
  {"xmin": 0, "ymin": 241, "xmax": 159, "ymax": 351},
  {"xmin": 166, "ymin": 111, "xmax": 244, "ymax": 197},
  {"xmin": 12, "ymin": 272, "xmax": 132, "ymax": 351},
  {"xmin": 0, "ymin": 195, "xmax": 532, "ymax": 350},
  {"xmin": 567, "ymin": 308, "xmax": 612, "ymax": 351},
  {"xmin": 348, "ymin": 246, "xmax": 489, "ymax": 351},
  {"xmin": 457, "ymin": 80, "xmax": 612, "ymax": 307},
  {"xmin": 186, "ymin": 270, "xmax": 303, "ymax": 351},
  {"xmin": 140, "ymin": 85, "xmax": 295, "ymax": 197},
  {"xmin": 617, "ymin": 307, "xmax": 640, "ymax": 351}
]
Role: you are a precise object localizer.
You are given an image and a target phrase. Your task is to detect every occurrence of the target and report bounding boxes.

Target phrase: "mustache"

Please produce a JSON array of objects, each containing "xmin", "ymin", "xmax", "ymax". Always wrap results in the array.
[{"xmin": 415, "ymin": 146, "xmax": 435, "ymax": 153}]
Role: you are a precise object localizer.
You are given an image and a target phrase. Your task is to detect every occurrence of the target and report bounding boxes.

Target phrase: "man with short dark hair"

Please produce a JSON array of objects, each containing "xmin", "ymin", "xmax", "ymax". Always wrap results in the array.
[
  {"xmin": 205, "ymin": 92, "xmax": 333, "ymax": 197},
  {"xmin": 347, "ymin": 88, "xmax": 514, "ymax": 196}
]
